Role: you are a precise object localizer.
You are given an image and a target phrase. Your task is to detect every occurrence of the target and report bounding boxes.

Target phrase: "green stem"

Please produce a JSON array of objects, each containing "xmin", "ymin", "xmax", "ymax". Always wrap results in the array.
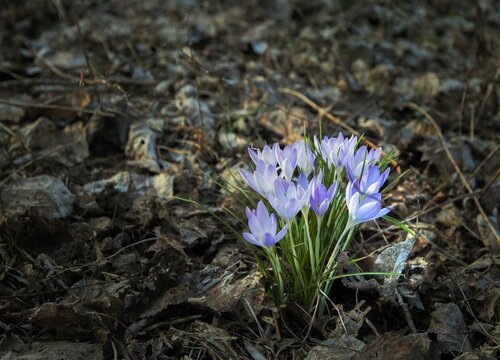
[
  {"xmin": 314, "ymin": 217, "xmax": 323, "ymax": 270},
  {"xmin": 303, "ymin": 212, "xmax": 316, "ymax": 272},
  {"xmin": 318, "ymin": 226, "xmax": 354, "ymax": 315},
  {"xmin": 266, "ymin": 246, "xmax": 284, "ymax": 305},
  {"xmin": 287, "ymin": 220, "xmax": 306, "ymax": 291}
]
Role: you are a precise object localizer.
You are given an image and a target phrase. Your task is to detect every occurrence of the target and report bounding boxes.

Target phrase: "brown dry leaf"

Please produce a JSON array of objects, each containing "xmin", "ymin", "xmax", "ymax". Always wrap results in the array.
[
  {"xmin": 29, "ymin": 302, "xmax": 90, "ymax": 331},
  {"xmin": 412, "ymin": 72, "xmax": 440, "ymax": 100},
  {"xmin": 476, "ymin": 214, "xmax": 500, "ymax": 253},
  {"xmin": 140, "ymin": 284, "xmax": 189, "ymax": 319},
  {"xmin": 351, "ymin": 59, "xmax": 393, "ymax": 94},
  {"xmin": 331, "ymin": 303, "xmax": 371, "ymax": 338},
  {"xmin": 482, "ymin": 286, "xmax": 500, "ymax": 322},
  {"xmin": 64, "ymin": 279, "xmax": 133, "ymax": 316},
  {"xmin": 66, "ymin": 90, "xmax": 91, "ymax": 110},
  {"xmin": 454, "ymin": 352, "xmax": 492, "ymax": 360},
  {"xmin": 16, "ymin": 117, "xmax": 55, "ymax": 151},
  {"xmin": 354, "ymin": 332, "xmax": 431, "ymax": 360},
  {"xmin": 398, "ymin": 118, "xmax": 438, "ymax": 148},
  {"xmin": 59, "ymin": 121, "xmax": 89, "ymax": 166},
  {"xmin": 0, "ymin": 103, "xmax": 25, "ymax": 123},
  {"xmin": 218, "ymin": 129, "xmax": 247, "ymax": 151},
  {"xmin": 436, "ymin": 204, "xmax": 461, "ymax": 237},
  {"xmin": 189, "ymin": 270, "xmax": 263, "ymax": 313},
  {"xmin": 259, "ymin": 107, "xmax": 309, "ymax": 143},
  {"xmin": 305, "ymin": 336, "xmax": 365, "ymax": 360},
  {"xmin": 191, "ymin": 321, "xmax": 238, "ymax": 357},
  {"xmin": 148, "ymin": 230, "xmax": 187, "ymax": 273},
  {"xmin": 0, "ymin": 341, "xmax": 103, "ymax": 360},
  {"xmin": 429, "ymin": 302, "xmax": 472, "ymax": 353},
  {"xmin": 13, "ymin": 119, "xmax": 89, "ymax": 167},
  {"xmin": 89, "ymin": 216, "xmax": 112, "ymax": 235}
]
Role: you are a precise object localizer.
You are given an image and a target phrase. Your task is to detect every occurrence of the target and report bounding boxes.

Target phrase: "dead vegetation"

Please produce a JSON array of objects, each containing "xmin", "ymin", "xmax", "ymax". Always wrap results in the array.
[{"xmin": 0, "ymin": 0, "xmax": 498, "ymax": 359}]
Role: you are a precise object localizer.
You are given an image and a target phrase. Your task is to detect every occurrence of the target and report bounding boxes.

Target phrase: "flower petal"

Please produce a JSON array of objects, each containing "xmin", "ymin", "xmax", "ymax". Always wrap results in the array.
[
  {"xmin": 243, "ymin": 232, "xmax": 261, "ymax": 246},
  {"xmin": 262, "ymin": 233, "xmax": 277, "ymax": 247},
  {"xmin": 275, "ymin": 224, "xmax": 288, "ymax": 242}
]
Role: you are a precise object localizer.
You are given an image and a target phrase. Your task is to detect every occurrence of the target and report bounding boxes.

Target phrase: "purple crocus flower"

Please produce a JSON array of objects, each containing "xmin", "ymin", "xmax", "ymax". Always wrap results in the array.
[
  {"xmin": 268, "ymin": 177, "xmax": 311, "ymax": 221},
  {"xmin": 318, "ymin": 133, "xmax": 357, "ymax": 170},
  {"xmin": 239, "ymin": 160, "xmax": 278, "ymax": 197},
  {"xmin": 345, "ymin": 180, "xmax": 391, "ymax": 228},
  {"xmin": 355, "ymin": 165, "xmax": 390, "ymax": 195},
  {"xmin": 293, "ymin": 140, "xmax": 315, "ymax": 176},
  {"xmin": 248, "ymin": 144, "xmax": 279, "ymax": 167},
  {"xmin": 297, "ymin": 172, "xmax": 316, "ymax": 214},
  {"xmin": 243, "ymin": 201, "xmax": 288, "ymax": 247},
  {"xmin": 310, "ymin": 177, "xmax": 338, "ymax": 217},
  {"xmin": 345, "ymin": 145, "xmax": 382, "ymax": 182},
  {"xmin": 275, "ymin": 144, "xmax": 298, "ymax": 181}
]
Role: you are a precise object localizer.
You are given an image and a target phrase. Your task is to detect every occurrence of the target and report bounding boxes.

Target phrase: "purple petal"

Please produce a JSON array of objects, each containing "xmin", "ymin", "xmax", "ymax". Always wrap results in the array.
[
  {"xmin": 248, "ymin": 212, "xmax": 264, "ymax": 238},
  {"xmin": 239, "ymin": 169, "xmax": 258, "ymax": 191},
  {"xmin": 348, "ymin": 192, "xmax": 360, "ymax": 217},
  {"xmin": 248, "ymin": 147, "xmax": 259, "ymax": 165},
  {"xmin": 357, "ymin": 200, "xmax": 381, "ymax": 222},
  {"xmin": 269, "ymin": 213, "xmax": 278, "ymax": 236},
  {"xmin": 243, "ymin": 232, "xmax": 261, "ymax": 246},
  {"xmin": 377, "ymin": 206, "xmax": 392, "ymax": 219},
  {"xmin": 275, "ymin": 224, "xmax": 288, "ymax": 242},
  {"xmin": 263, "ymin": 233, "xmax": 277, "ymax": 247}
]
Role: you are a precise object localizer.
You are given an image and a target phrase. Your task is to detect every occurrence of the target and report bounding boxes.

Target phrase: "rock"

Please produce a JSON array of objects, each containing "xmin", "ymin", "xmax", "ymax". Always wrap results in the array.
[
  {"xmin": 81, "ymin": 171, "xmax": 174, "ymax": 200},
  {"xmin": 1, "ymin": 175, "xmax": 74, "ymax": 220}
]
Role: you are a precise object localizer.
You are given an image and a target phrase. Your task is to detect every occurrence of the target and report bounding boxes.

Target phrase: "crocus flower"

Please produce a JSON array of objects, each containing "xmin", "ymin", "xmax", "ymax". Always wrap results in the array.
[
  {"xmin": 268, "ymin": 177, "xmax": 310, "ymax": 221},
  {"xmin": 275, "ymin": 144, "xmax": 298, "ymax": 181},
  {"xmin": 248, "ymin": 144, "xmax": 279, "ymax": 167},
  {"xmin": 297, "ymin": 172, "xmax": 315, "ymax": 215},
  {"xmin": 345, "ymin": 180, "xmax": 391, "ymax": 228},
  {"xmin": 310, "ymin": 178, "xmax": 338, "ymax": 217},
  {"xmin": 318, "ymin": 133, "xmax": 357, "ymax": 170},
  {"xmin": 293, "ymin": 140, "xmax": 315, "ymax": 176},
  {"xmin": 243, "ymin": 201, "xmax": 288, "ymax": 247},
  {"xmin": 239, "ymin": 160, "xmax": 278, "ymax": 197},
  {"xmin": 345, "ymin": 145, "xmax": 382, "ymax": 182},
  {"xmin": 354, "ymin": 165, "xmax": 390, "ymax": 195}
]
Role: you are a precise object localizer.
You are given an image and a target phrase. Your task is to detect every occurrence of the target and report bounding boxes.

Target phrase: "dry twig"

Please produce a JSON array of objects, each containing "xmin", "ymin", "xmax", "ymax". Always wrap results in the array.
[{"xmin": 278, "ymin": 87, "xmax": 401, "ymax": 172}]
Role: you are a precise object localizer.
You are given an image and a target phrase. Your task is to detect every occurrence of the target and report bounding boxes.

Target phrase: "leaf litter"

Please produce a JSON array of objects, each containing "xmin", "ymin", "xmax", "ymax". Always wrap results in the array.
[{"xmin": 0, "ymin": 0, "xmax": 499, "ymax": 359}]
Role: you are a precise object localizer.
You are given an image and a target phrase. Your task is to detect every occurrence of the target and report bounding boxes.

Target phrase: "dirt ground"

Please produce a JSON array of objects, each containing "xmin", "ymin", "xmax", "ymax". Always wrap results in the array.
[{"xmin": 0, "ymin": 0, "xmax": 499, "ymax": 359}]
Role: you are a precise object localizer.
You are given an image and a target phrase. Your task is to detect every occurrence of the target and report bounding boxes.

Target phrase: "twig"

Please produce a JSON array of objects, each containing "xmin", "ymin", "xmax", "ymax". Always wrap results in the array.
[
  {"xmin": 482, "ymin": 168, "xmax": 500, "ymax": 195},
  {"xmin": 303, "ymin": 291, "xmax": 320, "ymax": 342},
  {"xmin": 278, "ymin": 87, "xmax": 401, "ymax": 172},
  {"xmin": 407, "ymin": 102, "xmax": 499, "ymax": 245},
  {"xmin": 0, "ymin": 98, "xmax": 115, "ymax": 117},
  {"xmin": 73, "ymin": 12, "xmax": 102, "ymax": 107},
  {"xmin": 465, "ymin": 144, "xmax": 500, "ymax": 187},
  {"xmin": 395, "ymin": 288, "xmax": 417, "ymax": 334}
]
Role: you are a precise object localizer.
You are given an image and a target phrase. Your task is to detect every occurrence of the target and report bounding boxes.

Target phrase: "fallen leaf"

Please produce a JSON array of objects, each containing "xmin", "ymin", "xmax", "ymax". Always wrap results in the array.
[{"xmin": 429, "ymin": 302, "xmax": 472, "ymax": 353}]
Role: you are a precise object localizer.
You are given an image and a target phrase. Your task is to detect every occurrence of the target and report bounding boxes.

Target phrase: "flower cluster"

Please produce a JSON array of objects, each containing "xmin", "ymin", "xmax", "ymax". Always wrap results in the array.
[
  {"xmin": 235, "ymin": 133, "xmax": 394, "ymax": 313},
  {"xmin": 239, "ymin": 135, "xmax": 391, "ymax": 248}
]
